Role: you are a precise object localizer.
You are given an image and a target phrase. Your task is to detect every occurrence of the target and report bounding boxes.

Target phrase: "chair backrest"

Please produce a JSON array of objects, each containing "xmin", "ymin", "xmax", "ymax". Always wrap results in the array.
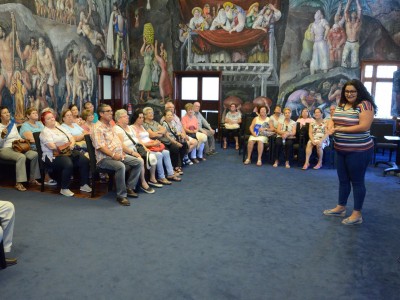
[
  {"xmin": 0, "ymin": 218, "xmax": 6, "ymax": 269},
  {"xmin": 242, "ymin": 114, "xmax": 254, "ymax": 137},
  {"xmin": 370, "ymin": 120, "xmax": 396, "ymax": 143},
  {"xmin": 84, "ymin": 134, "xmax": 98, "ymax": 172}
]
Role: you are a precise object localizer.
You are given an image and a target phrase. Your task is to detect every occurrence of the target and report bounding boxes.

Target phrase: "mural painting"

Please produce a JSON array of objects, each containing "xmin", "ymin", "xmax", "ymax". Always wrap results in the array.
[{"xmin": 0, "ymin": 0, "xmax": 130, "ymax": 123}]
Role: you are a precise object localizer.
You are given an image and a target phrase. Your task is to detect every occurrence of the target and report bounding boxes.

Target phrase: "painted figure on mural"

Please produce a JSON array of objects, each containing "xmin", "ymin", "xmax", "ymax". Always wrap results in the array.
[
  {"xmin": 113, "ymin": 4, "xmax": 127, "ymax": 68},
  {"xmin": 139, "ymin": 38, "xmax": 153, "ymax": 103},
  {"xmin": 120, "ymin": 51, "xmax": 129, "ymax": 107},
  {"xmin": 155, "ymin": 40, "xmax": 173, "ymax": 105},
  {"xmin": 72, "ymin": 57, "xmax": 87, "ymax": 111},
  {"xmin": 37, "ymin": 37, "xmax": 59, "ymax": 112},
  {"xmin": 0, "ymin": 12, "xmax": 16, "ymax": 106},
  {"xmin": 223, "ymin": 2, "xmax": 246, "ymax": 34},
  {"xmin": 81, "ymin": 56, "xmax": 90, "ymax": 102},
  {"xmin": 286, "ymin": 89, "xmax": 323, "ymax": 117},
  {"xmin": 65, "ymin": 0, "xmax": 76, "ymax": 26},
  {"xmin": 56, "ymin": 0, "xmax": 66, "ymax": 23},
  {"xmin": 252, "ymin": 4, "xmax": 282, "ymax": 32},
  {"xmin": 10, "ymin": 68, "xmax": 26, "ymax": 123},
  {"xmin": 85, "ymin": 59, "xmax": 94, "ymax": 103},
  {"xmin": 16, "ymin": 35, "xmax": 39, "ymax": 96},
  {"xmin": 342, "ymin": 0, "xmax": 362, "ymax": 68},
  {"xmin": 328, "ymin": 24, "xmax": 346, "ymax": 67},
  {"xmin": 310, "ymin": 10, "xmax": 330, "ymax": 75},
  {"xmin": 77, "ymin": 10, "xmax": 106, "ymax": 53},
  {"xmin": 152, "ymin": 57, "xmax": 160, "ymax": 87},
  {"xmin": 300, "ymin": 23, "xmax": 314, "ymax": 68},
  {"xmin": 189, "ymin": 7, "xmax": 209, "ymax": 31},
  {"xmin": 328, "ymin": 79, "xmax": 346, "ymax": 106},
  {"xmin": 203, "ymin": 4, "xmax": 213, "ymax": 27},
  {"xmin": 64, "ymin": 49, "xmax": 74, "ymax": 109},
  {"xmin": 210, "ymin": 7, "xmax": 227, "ymax": 30},
  {"xmin": 48, "ymin": 0, "xmax": 56, "ymax": 20},
  {"xmin": 246, "ymin": 2, "xmax": 260, "ymax": 29}
]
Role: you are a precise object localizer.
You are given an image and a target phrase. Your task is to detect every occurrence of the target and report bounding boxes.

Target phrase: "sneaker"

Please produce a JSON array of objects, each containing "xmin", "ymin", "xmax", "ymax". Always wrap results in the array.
[
  {"xmin": 60, "ymin": 189, "xmax": 74, "ymax": 197},
  {"xmin": 44, "ymin": 179, "xmax": 57, "ymax": 186},
  {"xmin": 80, "ymin": 184, "xmax": 92, "ymax": 193}
]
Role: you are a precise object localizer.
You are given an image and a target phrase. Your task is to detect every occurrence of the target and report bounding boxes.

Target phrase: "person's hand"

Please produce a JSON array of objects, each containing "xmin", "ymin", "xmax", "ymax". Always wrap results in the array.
[
  {"xmin": 210, "ymin": 129, "xmax": 215, "ymax": 134},
  {"xmin": 1, "ymin": 128, "xmax": 8, "ymax": 139},
  {"xmin": 113, "ymin": 153, "xmax": 122, "ymax": 161},
  {"xmin": 133, "ymin": 152, "xmax": 141, "ymax": 158}
]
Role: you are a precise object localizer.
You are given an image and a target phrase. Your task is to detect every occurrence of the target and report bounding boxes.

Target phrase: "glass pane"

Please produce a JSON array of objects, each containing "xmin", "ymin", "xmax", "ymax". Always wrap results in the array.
[
  {"xmin": 364, "ymin": 81, "xmax": 372, "ymax": 94},
  {"xmin": 377, "ymin": 65, "xmax": 397, "ymax": 78},
  {"xmin": 375, "ymin": 82, "xmax": 393, "ymax": 118},
  {"xmin": 364, "ymin": 65, "xmax": 373, "ymax": 78},
  {"xmin": 202, "ymin": 77, "xmax": 219, "ymax": 101},
  {"xmin": 181, "ymin": 109, "xmax": 186, "ymax": 117},
  {"xmin": 103, "ymin": 75, "xmax": 111, "ymax": 99},
  {"xmin": 182, "ymin": 77, "xmax": 198, "ymax": 100}
]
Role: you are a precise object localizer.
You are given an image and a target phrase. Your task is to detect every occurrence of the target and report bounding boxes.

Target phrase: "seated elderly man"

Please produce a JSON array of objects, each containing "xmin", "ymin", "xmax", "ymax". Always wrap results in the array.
[
  {"xmin": 193, "ymin": 101, "xmax": 217, "ymax": 156},
  {"xmin": 91, "ymin": 104, "xmax": 142, "ymax": 206},
  {"xmin": 0, "ymin": 200, "xmax": 17, "ymax": 267}
]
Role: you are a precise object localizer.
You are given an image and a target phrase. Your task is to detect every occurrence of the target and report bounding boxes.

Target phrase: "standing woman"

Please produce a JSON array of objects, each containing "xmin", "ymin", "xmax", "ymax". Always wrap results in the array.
[
  {"xmin": 0, "ymin": 106, "xmax": 41, "ymax": 191},
  {"xmin": 324, "ymin": 79, "xmax": 376, "ymax": 225}
]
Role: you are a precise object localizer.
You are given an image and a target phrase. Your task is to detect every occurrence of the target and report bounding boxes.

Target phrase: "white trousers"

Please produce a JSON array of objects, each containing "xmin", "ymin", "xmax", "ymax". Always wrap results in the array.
[{"xmin": 0, "ymin": 201, "xmax": 15, "ymax": 253}]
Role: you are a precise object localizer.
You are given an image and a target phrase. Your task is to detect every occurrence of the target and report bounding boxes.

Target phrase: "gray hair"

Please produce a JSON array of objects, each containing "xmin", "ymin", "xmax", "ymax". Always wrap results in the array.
[
  {"xmin": 143, "ymin": 107, "xmax": 154, "ymax": 115},
  {"xmin": 114, "ymin": 109, "xmax": 128, "ymax": 122}
]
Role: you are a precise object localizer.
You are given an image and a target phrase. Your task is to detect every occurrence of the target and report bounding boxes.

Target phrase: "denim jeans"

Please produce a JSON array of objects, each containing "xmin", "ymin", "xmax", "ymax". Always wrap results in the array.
[
  {"xmin": 153, "ymin": 150, "xmax": 174, "ymax": 178},
  {"xmin": 336, "ymin": 148, "xmax": 373, "ymax": 211},
  {"xmin": 98, "ymin": 155, "xmax": 142, "ymax": 198}
]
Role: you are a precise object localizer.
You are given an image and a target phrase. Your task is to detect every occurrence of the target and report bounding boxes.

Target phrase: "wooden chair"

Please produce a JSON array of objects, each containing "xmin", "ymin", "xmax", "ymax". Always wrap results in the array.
[
  {"xmin": 84, "ymin": 134, "xmax": 114, "ymax": 198},
  {"xmin": 33, "ymin": 132, "xmax": 46, "ymax": 192},
  {"xmin": 0, "ymin": 218, "xmax": 7, "ymax": 269}
]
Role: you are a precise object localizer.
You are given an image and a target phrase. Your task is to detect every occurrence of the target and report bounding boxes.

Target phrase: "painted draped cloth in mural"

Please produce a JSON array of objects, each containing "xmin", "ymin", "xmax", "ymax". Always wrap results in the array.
[{"xmin": 193, "ymin": 29, "xmax": 268, "ymax": 52}]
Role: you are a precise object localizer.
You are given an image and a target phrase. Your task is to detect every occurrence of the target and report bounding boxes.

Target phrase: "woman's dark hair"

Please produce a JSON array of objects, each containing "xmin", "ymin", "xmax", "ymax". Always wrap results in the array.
[
  {"xmin": 258, "ymin": 105, "xmax": 268, "ymax": 114},
  {"xmin": 163, "ymin": 109, "xmax": 173, "ymax": 117},
  {"xmin": 0, "ymin": 105, "xmax": 9, "ymax": 114},
  {"xmin": 299, "ymin": 108, "xmax": 310, "ymax": 119},
  {"xmin": 68, "ymin": 104, "xmax": 78, "ymax": 111},
  {"xmin": 130, "ymin": 109, "xmax": 143, "ymax": 124},
  {"xmin": 339, "ymin": 79, "xmax": 377, "ymax": 113},
  {"xmin": 314, "ymin": 107, "xmax": 324, "ymax": 118},
  {"xmin": 60, "ymin": 109, "xmax": 71, "ymax": 123}
]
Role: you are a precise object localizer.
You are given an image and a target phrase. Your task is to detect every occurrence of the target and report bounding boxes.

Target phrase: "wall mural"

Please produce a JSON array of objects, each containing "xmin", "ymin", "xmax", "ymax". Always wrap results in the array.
[
  {"xmin": 0, "ymin": 0, "xmax": 131, "ymax": 123},
  {"xmin": 1, "ymin": 0, "xmax": 399, "ymax": 124}
]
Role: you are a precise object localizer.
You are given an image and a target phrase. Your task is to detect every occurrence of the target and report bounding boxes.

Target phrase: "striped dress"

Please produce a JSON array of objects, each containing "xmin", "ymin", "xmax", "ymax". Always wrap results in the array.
[{"xmin": 332, "ymin": 101, "xmax": 374, "ymax": 152}]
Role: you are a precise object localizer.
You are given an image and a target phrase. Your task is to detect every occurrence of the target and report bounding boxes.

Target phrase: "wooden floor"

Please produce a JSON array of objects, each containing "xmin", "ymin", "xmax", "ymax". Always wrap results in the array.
[{"xmin": 0, "ymin": 176, "xmax": 110, "ymax": 199}]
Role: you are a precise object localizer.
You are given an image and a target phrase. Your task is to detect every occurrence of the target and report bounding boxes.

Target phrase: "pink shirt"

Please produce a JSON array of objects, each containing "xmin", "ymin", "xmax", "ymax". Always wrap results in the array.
[{"xmin": 181, "ymin": 115, "xmax": 199, "ymax": 131}]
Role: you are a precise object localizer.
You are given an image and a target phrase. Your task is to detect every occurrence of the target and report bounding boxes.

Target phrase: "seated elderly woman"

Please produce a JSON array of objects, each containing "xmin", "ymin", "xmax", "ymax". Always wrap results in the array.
[
  {"xmin": 222, "ymin": 103, "xmax": 242, "ymax": 150},
  {"xmin": 19, "ymin": 107, "xmax": 44, "ymax": 150},
  {"xmin": 80, "ymin": 109, "xmax": 95, "ymax": 133},
  {"xmin": 114, "ymin": 109, "xmax": 156, "ymax": 193},
  {"xmin": 0, "ymin": 106, "xmax": 41, "ymax": 191},
  {"xmin": 302, "ymin": 108, "xmax": 330, "ymax": 170},
  {"xmin": 143, "ymin": 106, "xmax": 182, "ymax": 175},
  {"xmin": 60, "ymin": 109, "xmax": 90, "ymax": 149},
  {"xmin": 131, "ymin": 110, "xmax": 181, "ymax": 185},
  {"xmin": 274, "ymin": 107, "xmax": 297, "ymax": 168},
  {"xmin": 162, "ymin": 109, "xmax": 187, "ymax": 174},
  {"xmin": 244, "ymin": 105, "xmax": 274, "ymax": 166},
  {"xmin": 181, "ymin": 103, "xmax": 208, "ymax": 163},
  {"xmin": 39, "ymin": 111, "xmax": 91, "ymax": 197}
]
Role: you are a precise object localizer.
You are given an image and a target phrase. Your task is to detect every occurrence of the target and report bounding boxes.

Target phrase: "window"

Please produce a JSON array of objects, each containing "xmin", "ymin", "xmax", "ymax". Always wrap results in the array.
[{"xmin": 361, "ymin": 61, "xmax": 400, "ymax": 119}]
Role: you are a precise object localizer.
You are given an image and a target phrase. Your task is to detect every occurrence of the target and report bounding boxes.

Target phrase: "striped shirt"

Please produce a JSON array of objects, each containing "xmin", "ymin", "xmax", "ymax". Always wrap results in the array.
[{"xmin": 332, "ymin": 101, "xmax": 374, "ymax": 152}]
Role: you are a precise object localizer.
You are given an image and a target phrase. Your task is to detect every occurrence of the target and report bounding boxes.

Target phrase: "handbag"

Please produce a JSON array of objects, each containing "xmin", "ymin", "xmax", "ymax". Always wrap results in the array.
[
  {"xmin": 12, "ymin": 139, "xmax": 31, "ymax": 153},
  {"xmin": 53, "ymin": 127, "xmax": 72, "ymax": 156},
  {"xmin": 148, "ymin": 143, "xmax": 165, "ymax": 152},
  {"xmin": 224, "ymin": 123, "xmax": 240, "ymax": 130},
  {"xmin": 118, "ymin": 125, "xmax": 148, "ymax": 157},
  {"xmin": 53, "ymin": 142, "xmax": 72, "ymax": 157}
]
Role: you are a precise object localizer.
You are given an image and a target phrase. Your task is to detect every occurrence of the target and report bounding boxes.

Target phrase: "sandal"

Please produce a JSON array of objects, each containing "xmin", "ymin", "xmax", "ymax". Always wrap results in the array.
[
  {"xmin": 285, "ymin": 162, "xmax": 291, "ymax": 169},
  {"xmin": 244, "ymin": 159, "xmax": 251, "ymax": 165},
  {"xmin": 235, "ymin": 144, "xmax": 239, "ymax": 150},
  {"xmin": 273, "ymin": 162, "xmax": 278, "ymax": 168},
  {"xmin": 158, "ymin": 178, "xmax": 172, "ymax": 185},
  {"xmin": 15, "ymin": 183, "xmax": 27, "ymax": 192},
  {"xmin": 313, "ymin": 163, "xmax": 322, "ymax": 170},
  {"xmin": 256, "ymin": 160, "xmax": 262, "ymax": 166},
  {"xmin": 167, "ymin": 175, "xmax": 181, "ymax": 182},
  {"xmin": 302, "ymin": 163, "xmax": 309, "ymax": 170},
  {"xmin": 29, "ymin": 179, "xmax": 41, "ymax": 186}
]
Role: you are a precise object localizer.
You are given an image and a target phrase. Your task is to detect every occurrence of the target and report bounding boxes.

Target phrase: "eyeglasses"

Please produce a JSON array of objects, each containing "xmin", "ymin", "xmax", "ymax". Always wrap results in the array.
[
  {"xmin": 101, "ymin": 110, "xmax": 113, "ymax": 113},
  {"xmin": 345, "ymin": 90, "xmax": 357, "ymax": 94}
]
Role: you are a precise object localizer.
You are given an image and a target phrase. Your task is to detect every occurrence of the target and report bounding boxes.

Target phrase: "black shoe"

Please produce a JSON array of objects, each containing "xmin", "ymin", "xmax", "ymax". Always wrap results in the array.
[
  {"xmin": 6, "ymin": 257, "xmax": 18, "ymax": 266},
  {"xmin": 127, "ymin": 188, "xmax": 139, "ymax": 198},
  {"xmin": 116, "ymin": 197, "xmax": 130, "ymax": 206}
]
